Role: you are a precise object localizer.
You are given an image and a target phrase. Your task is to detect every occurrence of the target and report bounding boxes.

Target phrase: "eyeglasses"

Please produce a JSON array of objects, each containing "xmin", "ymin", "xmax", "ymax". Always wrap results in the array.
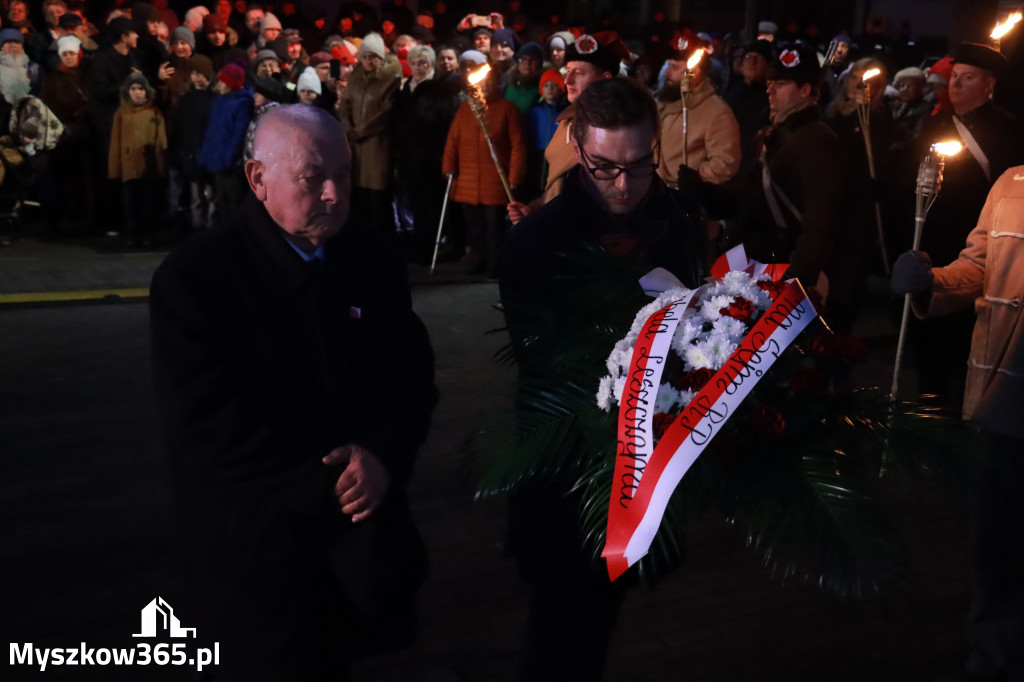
[{"xmin": 578, "ymin": 144, "xmax": 660, "ymax": 181}]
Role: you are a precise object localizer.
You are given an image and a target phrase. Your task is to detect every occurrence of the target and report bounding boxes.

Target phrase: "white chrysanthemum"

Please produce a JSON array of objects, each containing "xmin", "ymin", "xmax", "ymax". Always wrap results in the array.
[
  {"xmin": 678, "ymin": 388, "xmax": 697, "ymax": 407},
  {"xmin": 613, "ymin": 376, "xmax": 626, "ymax": 403},
  {"xmin": 605, "ymin": 346, "xmax": 630, "ymax": 378},
  {"xmin": 705, "ymin": 334, "xmax": 738, "ymax": 369},
  {"xmin": 596, "ymin": 375, "xmax": 614, "ymax": 411},
  {"xmin": 670, "ymin": 316, "xmax": 704, "ymax": 356},
  {"xmin": 701, "ymin": 294, "xmax": 734, "ymax": 322},
  {"xmin": 720, "ymin": 270, "xmax": 759, "ymax": 297},
  {"xmin": 683, "ymin": 342, "xmax": 713, "ymax": 370},
  {"xmin": 712, "ymin": 315, "xmax": 748, "ymax": 341},
  {"xmin": 654, "ymin": 382, "xmax": 681, "ymax": 413}
]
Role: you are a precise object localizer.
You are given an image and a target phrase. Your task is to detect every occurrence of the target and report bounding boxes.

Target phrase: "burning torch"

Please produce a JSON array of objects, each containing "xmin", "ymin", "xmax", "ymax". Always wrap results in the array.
[
  {"xmin": 889, "ymin": 141, "xmax": 962, "ymax": 398},
  {"xmin": 679, "ymin": 48, "xmax": 704, "ymax": 168},
  {"xmin": 465, "ymin": 63, "xmax": 515, "ymax": 203},
  {"xmin": 855, "ymin": 67, "xmax": 891, "ymax": 275},
  {"xmin": 991, "ymin": 10, "xmax": 1022, "ymax": 52}
]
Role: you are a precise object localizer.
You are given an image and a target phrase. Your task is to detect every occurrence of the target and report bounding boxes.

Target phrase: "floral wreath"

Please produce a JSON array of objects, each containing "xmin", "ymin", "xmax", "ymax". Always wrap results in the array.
[
  {"xmin": 575, "ymin": 34, "xmax": 598, "ymax": 54},
  {"xmin": 779, "ymin": 49, "xmax": 801, "ymax": 67}
]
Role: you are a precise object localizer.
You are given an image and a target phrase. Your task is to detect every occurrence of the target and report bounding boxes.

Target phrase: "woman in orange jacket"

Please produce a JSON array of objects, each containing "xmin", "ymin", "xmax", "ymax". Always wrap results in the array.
[{"xmin": 442, "ymin": 67, "xmax": 526, "ymax": 276}]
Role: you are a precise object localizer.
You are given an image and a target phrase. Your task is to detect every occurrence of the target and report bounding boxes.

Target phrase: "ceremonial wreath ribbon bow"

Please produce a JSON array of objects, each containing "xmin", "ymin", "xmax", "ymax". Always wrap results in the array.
[{"xmin": 602, "ymin": 246, "xmax": 815, "ymax": 581}]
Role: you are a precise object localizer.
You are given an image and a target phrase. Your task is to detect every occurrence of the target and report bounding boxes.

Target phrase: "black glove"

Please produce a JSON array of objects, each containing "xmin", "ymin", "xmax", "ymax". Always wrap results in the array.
[
  {"xmin": 676, "ymin": 164, "xmax": 704, "ymax": 194},
  {"xmin": 891, "ymin": 250, "xmax": 934, "ymax": 295}
]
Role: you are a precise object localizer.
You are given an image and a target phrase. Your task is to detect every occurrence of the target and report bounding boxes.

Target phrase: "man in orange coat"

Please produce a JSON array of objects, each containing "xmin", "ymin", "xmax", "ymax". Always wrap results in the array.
[{"xmin": 442, "ymin": 65, "xmax": 526, "ymax": 276}]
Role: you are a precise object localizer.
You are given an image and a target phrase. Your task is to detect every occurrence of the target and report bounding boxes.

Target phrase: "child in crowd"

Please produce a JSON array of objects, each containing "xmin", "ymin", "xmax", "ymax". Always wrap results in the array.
[
  {"xmin": 108, "ymin": 72, "xmax": 166, "ymax": 246},
  {"xmin": 296, "ymin": 66, "xmax": 321, "ymax": 105},
  {"xmin": 525, "ymin": 68, "xmax": 566, "ymax": 201},
  {"xmin": 198, "ymin": 63, "xmax": 252, "ymax": 223}
]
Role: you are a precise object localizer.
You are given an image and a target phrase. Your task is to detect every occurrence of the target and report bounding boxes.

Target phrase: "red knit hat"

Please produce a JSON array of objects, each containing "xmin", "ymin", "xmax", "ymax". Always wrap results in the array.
[
  {"xmin": 202, "ymin": 15, "xmax": 226, "ymax": 34},
  {"xmin": 217, "ymin": 63, "xmax": 245, "ymax": 91},
  {"xmin": 330, "ymin": 43, "xmax": 357, "ymax": 65},
  {"xmin": 539, "ymin": 68, "xmax": 565, "ymax": 95}
]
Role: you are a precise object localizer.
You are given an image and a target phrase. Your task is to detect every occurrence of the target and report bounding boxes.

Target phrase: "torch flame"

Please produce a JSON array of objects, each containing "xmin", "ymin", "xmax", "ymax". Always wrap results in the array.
[
  {"xmin": 931, "ymin": 141, "xmax": 963, "ymax": 157},
  {"xmin": 686, "ymin": 48, "xmax": 705, "ymax": 70},
  {"xmin": 992, "ymin": 11, "xmax": 1022, "ymax": 40},
  {"xmin": 467, "ymin": 63, "xmax": 491, "ymax": 85},
  {"xmin": 861, "ymin": 68, "xmax": 881, "ymax": 83}
]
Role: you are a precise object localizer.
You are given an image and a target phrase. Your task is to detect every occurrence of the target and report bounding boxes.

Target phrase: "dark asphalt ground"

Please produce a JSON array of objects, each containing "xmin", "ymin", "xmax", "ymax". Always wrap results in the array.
[{"xmin": 1, "ymin": 230, "xmax": 976, "ymax": 681}]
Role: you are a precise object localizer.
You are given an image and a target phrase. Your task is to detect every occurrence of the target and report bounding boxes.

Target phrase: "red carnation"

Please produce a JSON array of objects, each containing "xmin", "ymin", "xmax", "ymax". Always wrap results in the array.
[
  {"xmin": 757, "ymin": 279, "xmax": 787, "ymax": 300},
  {"xmin": 721, "ymin": 296, "xmax": 754, "ymax": 323},
  {"xmin": 687, "ymin": 367, "xmax": 715, "ymax": 391},
  {"xmin": 652, "ymin": 412, "xmax": 676, "ymax": 439},
  {"xmin": 749, "ymin": 403, "xmax": 785, "ymax": 438}
]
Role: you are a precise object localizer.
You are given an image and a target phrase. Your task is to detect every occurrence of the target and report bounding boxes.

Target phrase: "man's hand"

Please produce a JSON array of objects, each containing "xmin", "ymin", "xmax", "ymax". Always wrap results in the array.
[
  {"xmin": 322, "ymin": 444, "xmax": 391, "ymax": 522},
  {"xmin": 507, "ymin": 201, "xmax": 531, "ymax": 226},
  {"xmin": 157, "ymin": 61, "xmax": 174, "ymax": 81},
  {"xmin": 891, "ymin": 250, "xmax": 934, "ymax": 295}
]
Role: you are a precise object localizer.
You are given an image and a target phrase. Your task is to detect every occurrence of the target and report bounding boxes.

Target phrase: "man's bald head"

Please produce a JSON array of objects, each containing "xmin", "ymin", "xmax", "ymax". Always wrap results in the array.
[
  {"xmin": 245, "ymin": 104, "xmax": 352, "ymax": 252},
  {"xmin": 253, "ymin": 104, "xmax": 348, "ymax": 166}
]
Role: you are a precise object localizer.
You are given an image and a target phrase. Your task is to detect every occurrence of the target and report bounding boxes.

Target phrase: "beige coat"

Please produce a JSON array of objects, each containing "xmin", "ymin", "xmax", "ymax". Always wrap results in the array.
[
  {"xmin": 340, "ymin": 57, "xmax": 401, "ymax": 191},
  {"xmin": 108, "ymin": 100, "xmax": 167, "ymax": 181},
  {"xmin": 915, "ymin": 166, "xmax": 1024, "ymax": 437},
  {"xmin": 542, "ymin": 105, "xmax": 577, "ymax": 202},
  {"xmin": 657, "ymin": 78, "xmax": 741, "ymax": 186}
]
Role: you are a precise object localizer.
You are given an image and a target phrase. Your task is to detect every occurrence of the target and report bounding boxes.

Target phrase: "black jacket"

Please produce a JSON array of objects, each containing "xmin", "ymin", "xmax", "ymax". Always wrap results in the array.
[{"xmin": 150, "ymin": 195, "xmax": 436, "ymax": 677}]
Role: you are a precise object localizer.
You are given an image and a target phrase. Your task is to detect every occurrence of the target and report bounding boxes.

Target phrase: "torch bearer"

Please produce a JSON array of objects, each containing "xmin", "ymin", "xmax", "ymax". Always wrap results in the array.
[
  {"xmin": 889, "ymin": 141, "xmax": 962, "ymax": 398},
  {"xmin": 991, "ymin": 11, "xmax": 1022, "ymax": 52},
  {"xmin": 855, "ymin": 67, "xmax": 891, "ymax": 275},
  {"xmin": 465, "ymin": 63, "xmax": 515, "ymax": 204},
  {"xmin": 679, "ymin": 48, "xmax": 704, "ymax": 168}
]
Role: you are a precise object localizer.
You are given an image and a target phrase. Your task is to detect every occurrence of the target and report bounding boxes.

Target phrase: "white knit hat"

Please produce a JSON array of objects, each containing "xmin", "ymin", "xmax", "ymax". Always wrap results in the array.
[
  {"xmin": 297, "ymin": 66, "xmax": 321, "ymax": 95},
  {"xmin": 359, "ymin": 32, "xmax": 385, "ymax": 60},
  {"xmin": 56, "ymin": 34, "xmax": 81, "ymax": 55},
  {"xmin": 261, "ymin": 12, "xmax": 281, "ymax": 33}
]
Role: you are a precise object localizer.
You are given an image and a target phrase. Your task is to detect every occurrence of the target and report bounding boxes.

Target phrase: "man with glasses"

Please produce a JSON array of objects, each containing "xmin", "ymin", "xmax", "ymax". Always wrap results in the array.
[{"xmin": 498, "ymin": 77, "xmax": 705, "ymax": 682}]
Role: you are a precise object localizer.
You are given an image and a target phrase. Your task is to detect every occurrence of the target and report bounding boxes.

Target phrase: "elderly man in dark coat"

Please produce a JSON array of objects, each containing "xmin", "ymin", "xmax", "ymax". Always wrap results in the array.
[{"xmin": 150, "ymin": 104, "xmax": 436, "ymax": 681}]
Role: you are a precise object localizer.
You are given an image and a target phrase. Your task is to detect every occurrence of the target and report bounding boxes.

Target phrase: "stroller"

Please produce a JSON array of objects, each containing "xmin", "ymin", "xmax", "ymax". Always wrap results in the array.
[{"xmin": 0, "ymin": 96, "xmax": 62, "ymax": 246}]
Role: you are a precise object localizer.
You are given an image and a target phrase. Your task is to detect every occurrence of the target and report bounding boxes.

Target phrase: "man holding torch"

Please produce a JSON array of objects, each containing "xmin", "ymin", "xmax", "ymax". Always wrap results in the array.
[
  {"xmin": 655, "ymin": 29, "xmax": 741, "ymax": 189},
  {"xmin": 906, "ymin": 42, "xmax": 1024, "ymax": 409},
  {"xmin": 892, "ymin": 162, "xmax": 1024, "ymax": 682}
]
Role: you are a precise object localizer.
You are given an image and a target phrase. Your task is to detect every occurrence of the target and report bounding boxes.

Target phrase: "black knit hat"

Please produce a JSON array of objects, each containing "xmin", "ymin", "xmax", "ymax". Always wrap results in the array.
[
  {"xmin": 952, "ymin": 42, "xmax": 1008, "ymax": 78},
  {"xmin": 564, "ymin": 31, "xmax": 630, "ymax": 75}
]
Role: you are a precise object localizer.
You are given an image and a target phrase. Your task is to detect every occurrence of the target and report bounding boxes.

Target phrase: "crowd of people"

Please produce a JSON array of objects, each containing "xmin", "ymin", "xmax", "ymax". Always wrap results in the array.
[
  {"xmin": 0, "ymin": 3, "xmax": 1016, "ymax": 273},
  {"xmin": 4, "ymin": 2, "xmax": 1023, "ymax": 678}
]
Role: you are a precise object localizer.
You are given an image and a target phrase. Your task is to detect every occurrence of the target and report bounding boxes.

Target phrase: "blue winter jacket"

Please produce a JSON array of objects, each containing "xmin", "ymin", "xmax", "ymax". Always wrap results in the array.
[{"xmin": 198, "ymin": 87, "xmax": 254, "ymax": 173}]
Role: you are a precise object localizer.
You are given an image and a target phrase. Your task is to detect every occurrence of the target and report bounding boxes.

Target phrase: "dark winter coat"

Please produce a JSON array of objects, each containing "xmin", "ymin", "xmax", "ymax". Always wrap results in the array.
[
  {"xmin": 150, "ymin": 194, "xmax": 436, "ymax": 678},
  {"xmin": 170, "ymin": 85, "xmax": 214, "ymax": 179}
]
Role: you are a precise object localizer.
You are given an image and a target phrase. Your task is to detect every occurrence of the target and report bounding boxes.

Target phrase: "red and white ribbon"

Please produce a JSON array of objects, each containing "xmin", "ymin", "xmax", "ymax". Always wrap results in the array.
[
  {"xmin": 602, "ymin": 279, "xmax": 816, "ymax": 581},
  {"xmin": 710, "ymin": 244, "xmax": 788, "ymax": 282}
]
